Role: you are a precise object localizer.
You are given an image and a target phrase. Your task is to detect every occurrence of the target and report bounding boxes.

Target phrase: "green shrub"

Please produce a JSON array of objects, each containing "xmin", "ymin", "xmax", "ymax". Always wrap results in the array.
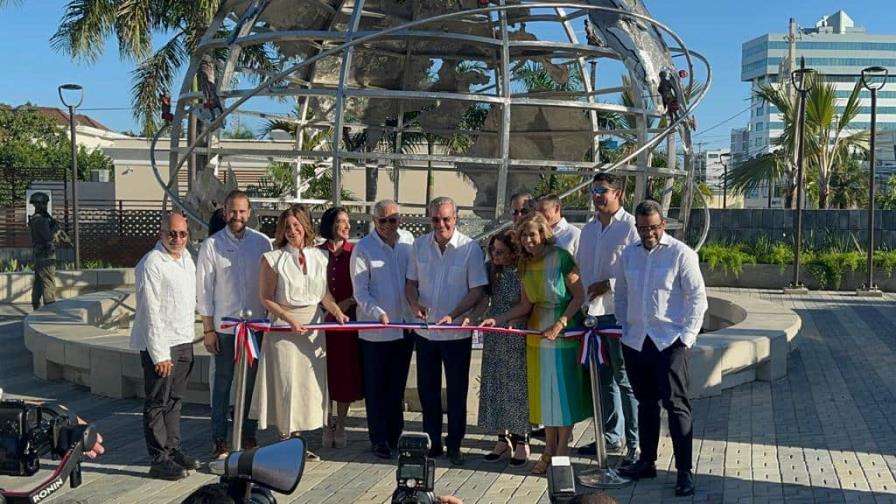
[
  {"xmin": 805, "ymin": 251, "xmax": 863, "ymax": 290},
  {"xmin": 698, "ymin": 242, "xmax": 756, "ymax": 277}
]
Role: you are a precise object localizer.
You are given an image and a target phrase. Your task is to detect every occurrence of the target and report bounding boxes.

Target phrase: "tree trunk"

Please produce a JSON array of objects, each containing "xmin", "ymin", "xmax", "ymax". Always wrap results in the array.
[
  {"xmin": 425, "ymin": 138, "xmax": 434, "ymax": 204},
  {"xmin": 818, "ymin": 186, "xmax": 828, "ymax": 209},
  {"xmin": 365, "ymin": 165, "xmax": 378, "ymax": 205}
]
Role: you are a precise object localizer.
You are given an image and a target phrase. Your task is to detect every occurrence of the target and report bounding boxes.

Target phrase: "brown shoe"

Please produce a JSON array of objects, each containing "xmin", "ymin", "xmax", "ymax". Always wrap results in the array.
[
  {"xmin": 242, "ymin": 436, "xmax": 258, "ymax": 451},
  {"xmin": 212, "ymin": 438, "xmax": 229, "ymax": 460}
]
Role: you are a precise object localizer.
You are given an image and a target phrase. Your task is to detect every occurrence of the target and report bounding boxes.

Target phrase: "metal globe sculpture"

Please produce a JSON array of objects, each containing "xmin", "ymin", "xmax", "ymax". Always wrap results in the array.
[{"xmin": 154, "ymin": 0, "xmax": 710, "ymax": 245}]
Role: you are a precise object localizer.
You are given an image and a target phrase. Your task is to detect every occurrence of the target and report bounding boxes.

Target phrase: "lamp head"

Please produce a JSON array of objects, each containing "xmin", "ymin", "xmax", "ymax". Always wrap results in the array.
[
  {"xmin": 58, "ymin": 83, "xmax": 84, "ymax": 108},
  {"xmin": 239, "ymin": 309, "xmax": 253, "ymax": 320},
  {"xmin": 791, "ymin": 57, "xmax": 816, "ymax": 93},
  {"xmin": 861, "ymin": 66, "xmax": 889, "ymax": 92}
]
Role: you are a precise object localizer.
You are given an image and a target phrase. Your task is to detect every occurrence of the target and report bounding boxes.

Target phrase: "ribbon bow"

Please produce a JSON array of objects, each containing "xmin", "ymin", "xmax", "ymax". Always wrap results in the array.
[
  {"xmin": 220, "ymin": 317, "xmax": 263, "ymax": 366},
  {"xmin": 579, "ymin": 326, "xmax": 623, "ymax": 367}
]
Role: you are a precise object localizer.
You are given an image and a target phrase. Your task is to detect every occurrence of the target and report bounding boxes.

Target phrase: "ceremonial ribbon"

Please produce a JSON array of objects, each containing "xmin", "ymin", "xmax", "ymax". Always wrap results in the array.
[
  {"xmin": 220, "ymin": 317, "xmax": 623, "ymax": 367},
  {"xmin": 578, "ymin": 326, "xmax": 623, "ymax": 367}
]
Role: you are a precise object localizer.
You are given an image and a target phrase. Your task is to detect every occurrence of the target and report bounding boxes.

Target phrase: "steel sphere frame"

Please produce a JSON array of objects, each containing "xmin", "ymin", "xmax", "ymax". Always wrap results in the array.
[{"xmin": 153, "ymin": 1, "xmax": 711, "ymax": 248}]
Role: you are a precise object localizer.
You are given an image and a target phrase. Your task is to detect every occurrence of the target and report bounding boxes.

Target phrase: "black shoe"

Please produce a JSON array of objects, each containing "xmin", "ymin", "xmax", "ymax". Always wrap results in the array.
[
  {"xmin": 148, "ymin": 459, "xmax": 188, "ymax": 480},
  {"xmin": 171, "ymin": 449, "xmax": 200, "ymax": 470},
  {"xmin": 577, "ymin": 442, "xmax": 597, "ymax": 456},
  {"xmin": 373, "ymin": 444, "xmax": 393, "ymax": 459},
  {"xmin": 530, "ymin": 427, "xmax": 545, "ymax": 439},
  {"xmin": 675, "ymin": 470, "xmax": 695, "ymax": 496},
  {"xmin": 429, "ymin": 445, "xmax": 444, "ymax": 458},
  {"xmin": 447, "ymin": 449, "xmax": 464, "ymax": 466},
  {"xmin": 617, "ymin": 459, "xmax": 657, "ymax": 479}
]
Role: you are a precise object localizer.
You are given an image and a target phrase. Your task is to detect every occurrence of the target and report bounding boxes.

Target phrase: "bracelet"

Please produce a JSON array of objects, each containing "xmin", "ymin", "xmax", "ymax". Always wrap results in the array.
[{"xmin": 203, "ymin": 329, "xmax": 215, "ymax": 335}]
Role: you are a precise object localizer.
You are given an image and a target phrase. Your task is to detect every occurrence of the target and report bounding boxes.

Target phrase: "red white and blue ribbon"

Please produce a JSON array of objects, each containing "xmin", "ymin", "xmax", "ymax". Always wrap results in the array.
[
  {"xmin": 219, "ymin": 318, "xmax": 262, "ymax": 366},
  {"xmin": 220, "ymin": 317, "xmax": 623, "ymax": 368},
  {"xmin": 578, "ymin": 326, "xmax": 623, "ymax": 367}
]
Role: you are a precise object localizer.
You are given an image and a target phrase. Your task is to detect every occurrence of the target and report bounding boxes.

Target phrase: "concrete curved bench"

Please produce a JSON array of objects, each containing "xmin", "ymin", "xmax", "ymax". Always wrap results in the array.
[
  {"xmin": 23, "ymin": 288, "xmax": 800, "ymax": 407},
  {"xmin": 23, "ymin": 290, "xmax": 212, "ymax": 404},
  {"xmin": 689, "ymin": 292, "xmax": 801, "ymax": 398}
]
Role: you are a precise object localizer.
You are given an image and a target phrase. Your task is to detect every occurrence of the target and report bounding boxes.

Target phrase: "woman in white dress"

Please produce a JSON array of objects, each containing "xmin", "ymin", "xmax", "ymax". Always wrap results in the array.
[{"xmin": 250, "ymin": 205, "xmax": 349, "ymax": 458}]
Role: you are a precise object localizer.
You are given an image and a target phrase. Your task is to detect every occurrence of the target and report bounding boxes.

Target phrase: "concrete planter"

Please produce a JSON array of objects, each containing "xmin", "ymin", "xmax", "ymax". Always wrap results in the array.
[
  {"xmin": 0, "ymin": 268, "xmax": 135, "ymax": 304},
  {"xmin": 701, "ymin": 263, "xmax": 896, "ymax": 291}
]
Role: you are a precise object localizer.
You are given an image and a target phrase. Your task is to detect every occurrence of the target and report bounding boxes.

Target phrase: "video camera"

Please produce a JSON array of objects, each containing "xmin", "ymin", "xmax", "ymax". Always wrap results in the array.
[
  {"xmin": 0, "ymin": 394, "xmax": 97, "ymax": 504},
  {"xmin": 391, "ymin": 433, "xmax": 436, "ymax": 504}
]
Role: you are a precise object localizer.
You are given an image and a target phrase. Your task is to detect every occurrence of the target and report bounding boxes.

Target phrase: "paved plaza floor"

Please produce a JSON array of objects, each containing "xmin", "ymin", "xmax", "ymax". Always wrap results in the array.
[{"xmin": 1, "ymin": 289, "xmax": 895, "ymax": 503}]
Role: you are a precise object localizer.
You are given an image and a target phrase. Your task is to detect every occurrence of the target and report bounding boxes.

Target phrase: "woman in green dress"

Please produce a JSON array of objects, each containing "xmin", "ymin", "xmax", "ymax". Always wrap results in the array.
[{"xmin": 482, "ymin": 212, "xmax": 590, "ymax": 475}]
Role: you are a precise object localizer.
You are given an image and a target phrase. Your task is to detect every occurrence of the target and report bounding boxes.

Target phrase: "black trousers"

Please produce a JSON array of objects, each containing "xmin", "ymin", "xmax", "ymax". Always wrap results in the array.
[
  {"xmin": 622, "ymin": 337, "xmax": 692, "ymax": 472},
  {"xmin": 414, "ymin": 334, "xmax": 472, "ymax": 452},
  {"xmin": 141, "ymin": 342, "xmax": 194, "ymax": 464},
  {"xmin": 360, "ymin": 332, "xmax": 414, "ymax": 449}
]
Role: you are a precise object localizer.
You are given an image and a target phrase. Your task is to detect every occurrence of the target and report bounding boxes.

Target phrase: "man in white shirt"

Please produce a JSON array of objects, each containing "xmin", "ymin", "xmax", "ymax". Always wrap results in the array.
[
  {"xmin": 536, "ymin": 193, "xmax": 580, "ymax": 255},
  {"xmin": 130, "ymin": 212, "xmax": 199, "ymax": 480},
  {"xmin": 614, "ymin": 200, "xmax": 707, "ymax": 497},
  {"xmin": 350, "ymin": 199, "xmax": 415, "ymax": 460},
  {"xmin": 406, "ymin": 196, "xmax": 488, "ymax": 466},
  {"xmin": 509, "ymin": 191, "xmax": 534, "ymax": 224},
  {"xmin": 196, "ymin": 190, "xmax": 273, "ymax": 459},
  {"xmin": 575, "ymin": 173, "xmax": 640, "ymax": 465}
]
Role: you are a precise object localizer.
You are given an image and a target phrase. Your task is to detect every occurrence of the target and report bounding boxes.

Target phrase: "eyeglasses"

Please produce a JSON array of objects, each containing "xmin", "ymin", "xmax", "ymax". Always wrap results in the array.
[
  {"xmin": 377, "ymin": 217, "xmax": 399, "ymax": 225},
  {"xmin": 590, "ymin": 186, "xmax": 614, "ymax": 195},
  {"xmin": 430, "ymin": 216, "xmax": 454, "ymax": 224},
  {"xmin": 635, "ymin": 223, "xmax": 664, "ymax": 233},
  {"xmin": 166, "ymin": 230, "xmax": 188, "ymax": 240},
  {"xmin": 511, "ymin": 208, "xmax": 531, "ymax": 216}
]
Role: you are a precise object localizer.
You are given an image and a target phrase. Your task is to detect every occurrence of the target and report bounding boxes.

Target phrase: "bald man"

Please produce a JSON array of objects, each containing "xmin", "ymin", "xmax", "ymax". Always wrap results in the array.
[{"xmin": 130, "ymin": 212, "xmax": 199, "ymax": 480}]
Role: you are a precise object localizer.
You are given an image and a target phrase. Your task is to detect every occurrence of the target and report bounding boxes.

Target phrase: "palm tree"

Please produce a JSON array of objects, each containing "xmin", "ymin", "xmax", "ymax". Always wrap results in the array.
[
  {"xmin": 51, "ymin": 1, "xmax": 274, "ymax": 135},
  {"xmin": 728, "ymin": 77, "xmax": 868, "ymax": 209}
]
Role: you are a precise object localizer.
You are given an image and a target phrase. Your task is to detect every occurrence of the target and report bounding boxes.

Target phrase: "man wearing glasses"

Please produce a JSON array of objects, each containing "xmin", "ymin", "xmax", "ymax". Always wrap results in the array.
[
  {"xmin": 575, "ymin": 173, "xmax": 640, "ymax": 466},
  {"xmin": 130, "ymin": 212, "xmax": 199, "ymax": 480},
  {"xmin": 509, "ymin": 191, "xmax": 534, "ymax": 224},
  {"xmin": 406, "ymin": 196, "xmax": 487, "ymax": 466},
  {"xmin": 350, "ymin": 199, "xmax": 416, "ymax": 459},
  {"xmin": 614, "ymin": 200, "xmax": 707, "ymax": 497}
]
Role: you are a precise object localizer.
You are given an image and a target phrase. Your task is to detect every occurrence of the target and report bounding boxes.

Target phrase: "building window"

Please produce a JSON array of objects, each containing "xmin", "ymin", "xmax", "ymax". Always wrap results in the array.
[
  {"xmin": 756, "ymin": 122, "xmax": 764, "ymax": 131},
  {"xmin": 755, "ymin": 106, "xmax": 763, "ymax": 116},
  {"xmin": 754, "ymin": 137, "xmax": 763, "ymax": 147}
]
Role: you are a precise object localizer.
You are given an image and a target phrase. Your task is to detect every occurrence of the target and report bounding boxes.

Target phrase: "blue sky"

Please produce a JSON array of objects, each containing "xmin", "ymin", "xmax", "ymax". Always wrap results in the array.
[{"xmin": 0, "ymin": 1, "xmax": 892, "ymax": 148}]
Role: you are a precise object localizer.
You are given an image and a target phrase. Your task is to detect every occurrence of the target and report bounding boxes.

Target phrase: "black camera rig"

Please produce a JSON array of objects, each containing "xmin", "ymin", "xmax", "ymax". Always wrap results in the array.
[
  {"xmin": 391, "ymin": 433, "xmax": 436, "ymax": 504},
  {"xmin": 0, "ymin": 399, "xmax": 97, "ymax": 504}
]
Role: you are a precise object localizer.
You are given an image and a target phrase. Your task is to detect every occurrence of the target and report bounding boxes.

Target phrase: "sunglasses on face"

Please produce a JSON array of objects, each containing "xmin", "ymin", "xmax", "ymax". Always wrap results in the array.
[
  {"xmin": 590, "ymin": 186, "xmax": 614, "ymax": 195},
  {"xmin": 431, "ymin": 216, "xmax": 453, "ymax": 224},
  {"xmin": 636, "ymin": 223, "xmax": 664, "ymax": 233},
  {"xmin": 377, "ymin": 217, "xmax": 399, "ymax": 225},
  {"xmin": 166, "ymin": 230, "xmax": 188, "ymax": 240}
]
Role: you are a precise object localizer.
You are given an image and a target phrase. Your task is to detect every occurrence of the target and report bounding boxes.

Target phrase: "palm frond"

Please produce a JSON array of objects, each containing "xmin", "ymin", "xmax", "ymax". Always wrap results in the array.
[
  {"xmin": 50, "ymin": 0, "xmax": 117, "ymax": 62},
  {"xmin": 113, "ymin": 0, "xmax": 154, "ymax": 61}
]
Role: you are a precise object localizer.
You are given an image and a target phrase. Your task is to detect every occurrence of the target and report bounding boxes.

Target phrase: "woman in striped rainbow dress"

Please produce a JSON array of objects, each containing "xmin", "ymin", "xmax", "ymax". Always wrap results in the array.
[{"xmin": 482, "ymin": 212, "xmax": 591, "ymax": 475}]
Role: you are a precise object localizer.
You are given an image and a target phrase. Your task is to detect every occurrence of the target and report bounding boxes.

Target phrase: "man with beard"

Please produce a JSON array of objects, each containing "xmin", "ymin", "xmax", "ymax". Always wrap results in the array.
[
  {"xmin": 131, "ymin": 212, "xmax": 198, "ymax": 480},
  {"xmin": 614, "ymin": 200, "xmax": 706, "ymax": 497},
  {"xmin": 575, "ymin": 173, "xmax": 640, "ymax": 465},
  {"xmin": 196, "ymin": 190, "xmax": 273, "ymax": 459}
]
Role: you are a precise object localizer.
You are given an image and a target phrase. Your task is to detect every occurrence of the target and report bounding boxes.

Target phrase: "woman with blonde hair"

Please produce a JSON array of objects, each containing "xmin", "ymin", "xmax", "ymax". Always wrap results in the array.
[
  {"xmin": 482, "ymin": 212, "xmax": 590, "ymax": 475},
  {"xmin": 250, "ymin": 205, "xmax": 349, "ymax": 459}
]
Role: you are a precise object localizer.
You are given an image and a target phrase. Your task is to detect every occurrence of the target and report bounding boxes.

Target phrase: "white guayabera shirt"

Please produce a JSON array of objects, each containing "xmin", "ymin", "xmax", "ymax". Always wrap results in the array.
[
  {"xmin": 614, "ymin": 232, "xmax": 708, "ymax": 351},
  {"xmin": 130, "ymin": 241, "xmax": 197, "ymax": 364},
  {"xmin": 577, "ymin": 208, "xmax": 638, "ymax": 317}
]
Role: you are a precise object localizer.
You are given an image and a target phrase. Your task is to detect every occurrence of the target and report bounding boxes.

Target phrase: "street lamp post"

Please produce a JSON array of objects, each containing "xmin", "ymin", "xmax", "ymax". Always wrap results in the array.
[
  {"xmin": 58, "ymin": 83, "xmax": 84, "ymax": 270},
  {"xmin": 720, "ymin": 152, "xmax": 731, "ymax": 209},
  {"xmin": 785, "ymin": 58, "xmax": 815, "ymax": 294},
  {"xmin": 858, "ymin": 66, "xmax": 888, "ymax": 297}
]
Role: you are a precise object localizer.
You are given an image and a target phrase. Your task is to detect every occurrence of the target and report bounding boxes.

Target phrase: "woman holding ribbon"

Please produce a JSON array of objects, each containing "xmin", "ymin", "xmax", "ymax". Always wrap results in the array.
[
  {"xmin": 317, "ymin": 207, "xmax": 363, "ymax": 448},
  {"xmin": 482, "ymin": 212, "xmax": 590, "ymax": 475},
  {"xmin": 465, "ymin": 230, "xmax": 531, "ymax": 466},
  {"xmin": 251, "ymin": 205, "xmax": 349, "ymax": 459}
]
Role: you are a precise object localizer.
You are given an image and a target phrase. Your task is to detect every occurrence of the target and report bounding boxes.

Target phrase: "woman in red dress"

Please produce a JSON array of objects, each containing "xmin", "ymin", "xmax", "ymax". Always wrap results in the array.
[{"xmin": 318, "ymin": 207, "xmax": 364, "ymax": 448}]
